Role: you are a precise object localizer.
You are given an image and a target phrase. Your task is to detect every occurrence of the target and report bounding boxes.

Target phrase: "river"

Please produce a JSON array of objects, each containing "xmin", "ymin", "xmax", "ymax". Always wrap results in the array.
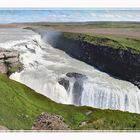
[{"xmin": 0, "ymin": 28, "xmax": 140, "ymax": 113}]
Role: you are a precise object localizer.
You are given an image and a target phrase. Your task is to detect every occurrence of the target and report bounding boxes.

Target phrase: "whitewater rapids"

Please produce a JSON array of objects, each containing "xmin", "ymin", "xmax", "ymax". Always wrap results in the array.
[{"xmin": 1, "ymin": 28, "xmax": 140, "ymax": 114}]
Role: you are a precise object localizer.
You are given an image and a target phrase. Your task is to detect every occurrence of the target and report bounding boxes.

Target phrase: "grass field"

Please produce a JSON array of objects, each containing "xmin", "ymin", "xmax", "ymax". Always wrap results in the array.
[
  {"xmin": 21, "ymin": 21, "xmax": 140, "ymax": 39},
  {"xmin": 20, "ymin": 21, "xmax": 140, "ymax": 28},
  {"xmin": 1, "ymin": 74, "xmax": 140, "ymax": 130},
  {"xmin": 63, "ymin": 32, "xmax": 140, "ymax": 54}
]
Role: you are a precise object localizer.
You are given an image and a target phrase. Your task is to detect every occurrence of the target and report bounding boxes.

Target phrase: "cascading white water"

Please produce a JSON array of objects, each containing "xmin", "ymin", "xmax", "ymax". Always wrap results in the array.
[{"xmin": 1, "ymin": 28, "xmax": 140, "ymax": 114}]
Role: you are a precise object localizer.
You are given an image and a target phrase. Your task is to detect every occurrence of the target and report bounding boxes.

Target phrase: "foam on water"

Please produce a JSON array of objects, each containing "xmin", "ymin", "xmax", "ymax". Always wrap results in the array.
[{"xmin": 1, "ymin": 28, "xmax": 140, "ymax": 113}]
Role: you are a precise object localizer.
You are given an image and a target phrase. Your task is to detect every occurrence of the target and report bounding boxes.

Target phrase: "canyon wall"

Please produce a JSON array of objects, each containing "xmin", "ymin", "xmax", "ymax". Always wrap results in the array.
[{"xmin": 52, "ymin": 33, "xmax": 140, "ymax": 88}]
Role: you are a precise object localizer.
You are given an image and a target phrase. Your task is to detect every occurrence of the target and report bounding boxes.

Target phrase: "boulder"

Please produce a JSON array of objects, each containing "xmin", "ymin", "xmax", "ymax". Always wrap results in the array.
[
  {"xmin": 32, "ymin": 112, "xmax": 70, "ymax": 130},
  {"xmin": 58, "ymin": 78, "xmax": 69, "ymax": 90},
  {"xmin": 58, "ymin": 72, "xmax": 87, "ymax": 105}
]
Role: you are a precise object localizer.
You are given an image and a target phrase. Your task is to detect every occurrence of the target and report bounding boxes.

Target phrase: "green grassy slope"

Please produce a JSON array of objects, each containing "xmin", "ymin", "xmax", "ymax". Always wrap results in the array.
[
  {"xmin": 63, "ymin": 32, "xmax": 140, "ymax": 54},
  {"xmin": 1, "ymin": 74, "xmax": 140, "ymax": 130}
]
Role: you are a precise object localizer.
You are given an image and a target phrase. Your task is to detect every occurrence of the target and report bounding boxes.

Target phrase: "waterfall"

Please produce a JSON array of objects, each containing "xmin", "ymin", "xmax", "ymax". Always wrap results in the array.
[{"xmin": 1, "ymin": 28, "xmax": 140, "ymax": 114}]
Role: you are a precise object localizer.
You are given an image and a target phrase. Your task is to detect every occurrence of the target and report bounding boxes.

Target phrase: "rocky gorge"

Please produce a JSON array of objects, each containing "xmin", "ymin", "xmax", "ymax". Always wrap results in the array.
[
  {"xmin": 50, "ymin": 32, "xmax": 140, "ymax": 89},
  {"xmin": 0, "ymin": 27, "xmax": 140, "ymax": 130}
]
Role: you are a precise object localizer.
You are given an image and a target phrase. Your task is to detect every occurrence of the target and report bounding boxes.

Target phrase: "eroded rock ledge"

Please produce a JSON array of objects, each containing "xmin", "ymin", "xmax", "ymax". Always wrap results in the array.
[{"xmin": 0, "ymin": 48, "xmax": 22, "ymax": 75}]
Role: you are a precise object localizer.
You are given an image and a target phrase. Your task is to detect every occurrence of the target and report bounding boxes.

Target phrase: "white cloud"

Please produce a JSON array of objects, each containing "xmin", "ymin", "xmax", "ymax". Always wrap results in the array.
[{"xmin": 0, "ymin": 9, "xmax": 140, "ymax": 23}]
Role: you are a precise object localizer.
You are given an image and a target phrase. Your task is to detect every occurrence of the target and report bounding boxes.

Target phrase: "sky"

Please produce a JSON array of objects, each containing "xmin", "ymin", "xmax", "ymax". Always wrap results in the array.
[
  {"xmin": 0, "ymin": 0, "xmax": 139, "ymax": 7},
  {"xmin": 0, "ymin": 0, "xmax": 139, "ymax": 23},
  {"xmin": 0, "ymin": 9, "xmax": 140, "ymax": 23}
]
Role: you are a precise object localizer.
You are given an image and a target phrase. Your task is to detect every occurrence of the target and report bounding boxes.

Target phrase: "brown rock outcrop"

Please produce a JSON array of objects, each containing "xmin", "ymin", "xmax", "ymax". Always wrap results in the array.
[
  {"xmin": 32, "ymin": 112, "xmax": 70, "ymax": 130},
  {"xmin": 0, "ymin": 48, "xmax": 22, "ymax": 75}
]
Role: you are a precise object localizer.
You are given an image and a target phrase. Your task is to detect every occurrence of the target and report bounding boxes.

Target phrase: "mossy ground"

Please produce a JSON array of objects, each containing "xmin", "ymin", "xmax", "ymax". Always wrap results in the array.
[
  {"xmin": 0, "ymin": 74, "xmax": 140, "ymax": 130},
  {"xmin": 63, "ymin": 32, "xmax": 140, "ymax": 54}
]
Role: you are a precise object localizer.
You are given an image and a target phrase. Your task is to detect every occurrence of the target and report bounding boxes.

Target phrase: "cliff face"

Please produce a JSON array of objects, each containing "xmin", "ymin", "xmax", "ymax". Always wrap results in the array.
[
  {"xmin": 0, "ymin": 48, "xmax": 22, "ymax": 75},
  {"xmin": 53, "ymin": 33, "xmax": 140, "ymax": 88}
]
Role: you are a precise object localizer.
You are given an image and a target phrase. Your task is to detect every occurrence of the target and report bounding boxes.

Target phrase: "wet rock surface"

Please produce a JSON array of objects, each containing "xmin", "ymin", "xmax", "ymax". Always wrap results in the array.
[
  {"xmin": 58, "ymin": 72, "xmax": 87, "ymax": 105},
  {"xmin": 58, "ymin": 78, "xmax": 69, "ymax": 90},
  {"xmin": 58, "ymin": 72, "xmax": 87, "ymax": 92},
  {"xmin": 32, "ymin": 112, "xmax": 70, "ymax": 130},
  {"xmin": 66, "ymin": 72, "xmax": 87, "ymax": 79}
]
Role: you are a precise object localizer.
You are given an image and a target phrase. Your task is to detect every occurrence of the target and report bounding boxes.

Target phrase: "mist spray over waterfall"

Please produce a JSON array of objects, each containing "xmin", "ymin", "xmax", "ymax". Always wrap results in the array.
[{"xmin": 1, "ymin": 28, "xmax": 140, "ymax": 114}]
